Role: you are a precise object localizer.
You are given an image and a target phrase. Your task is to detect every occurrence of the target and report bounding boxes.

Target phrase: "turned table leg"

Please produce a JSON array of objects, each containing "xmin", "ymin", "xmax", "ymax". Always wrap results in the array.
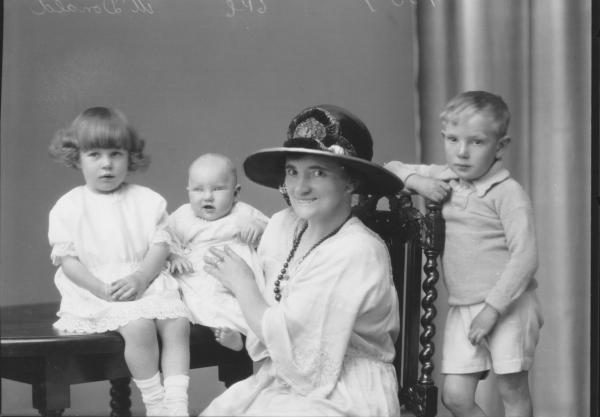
[{"xmin": 109, "ymin": 377, "xmax": 132, "ymax": 417}]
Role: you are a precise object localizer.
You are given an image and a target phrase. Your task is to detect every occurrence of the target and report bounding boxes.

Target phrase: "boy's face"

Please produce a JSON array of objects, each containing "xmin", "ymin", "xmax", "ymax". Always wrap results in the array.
[
  {"xmin": 442, "ymin": 111, "xmax": 510, "ymax": 181},
  {"xmin": 187, "ymin": 159, "xmax": 240, "ymax": 221}
]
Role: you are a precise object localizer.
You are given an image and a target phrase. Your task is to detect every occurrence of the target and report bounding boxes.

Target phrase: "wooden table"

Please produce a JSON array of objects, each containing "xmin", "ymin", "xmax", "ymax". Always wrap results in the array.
[{"xmin": 1, "ymin": 302, "xmax": 252, "ymax": 416}]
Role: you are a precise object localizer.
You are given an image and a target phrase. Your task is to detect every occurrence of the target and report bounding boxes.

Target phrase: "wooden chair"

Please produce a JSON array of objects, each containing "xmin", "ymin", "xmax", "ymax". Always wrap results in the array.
[
  {"xmin": 353, "ymin": 193, "xmax": 443, "ymax": 417},
  {"xmin": 1, "ymin": 193, "xmax": 442, "ymax": 417}
]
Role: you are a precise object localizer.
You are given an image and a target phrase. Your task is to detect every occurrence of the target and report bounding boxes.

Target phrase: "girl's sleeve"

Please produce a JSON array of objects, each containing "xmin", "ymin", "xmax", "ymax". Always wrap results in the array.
[
  {"xmin": 150, "ymin": 195, "xmax": 172, "ymax": 246},
  {"xmin": 48, "ymin": 198, "xmax": 77, "ymax": 265},
  {"xmin": 166, "ymin": 208, "xmax": 187, "ymax": 256},
  {"xmin": 260, "ymin": 233, "xmax": 393, "ymax": 396},
  {"xmin": 231, "ymin": 201, "xmax": 270, "ymax": 226}
]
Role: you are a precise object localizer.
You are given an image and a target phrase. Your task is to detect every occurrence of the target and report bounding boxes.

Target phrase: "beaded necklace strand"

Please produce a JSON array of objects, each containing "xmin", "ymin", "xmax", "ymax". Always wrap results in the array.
[{"xmin": 273, "ymin": 213, "xmax": 353, "ymax": 302}]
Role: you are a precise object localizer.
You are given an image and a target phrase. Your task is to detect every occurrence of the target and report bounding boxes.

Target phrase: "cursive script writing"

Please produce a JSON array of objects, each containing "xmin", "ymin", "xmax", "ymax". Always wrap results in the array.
[
  {"xmin": 225, "ymin": 0, "xmax": 266, "ymax": 18},
  {"xmin": 31, "ymin": 0, "xmax": 154, "ymax": 16},
  {"xmin": 364, "ymin": 0, "xmax": 436, "ymax": 12}
]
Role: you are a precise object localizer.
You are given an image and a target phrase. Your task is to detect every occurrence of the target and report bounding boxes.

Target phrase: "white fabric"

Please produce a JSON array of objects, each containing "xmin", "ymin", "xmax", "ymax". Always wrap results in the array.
[
  {"xmin": 201, "ymin": 208, "xmax": 401, "ymax": 417},
  {"xmin": 168, "ymin": 201, "xmax": 268, "ymax": 332},
  {"xmin": 49, "ymin": 184, "xmax": 189, "ymax": 333}
]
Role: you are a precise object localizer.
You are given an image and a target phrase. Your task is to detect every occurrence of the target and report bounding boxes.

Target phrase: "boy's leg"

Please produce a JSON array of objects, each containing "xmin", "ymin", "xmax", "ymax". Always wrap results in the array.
[
  {"xmin": 157, "ymin": 317, "xmax": 190, "ymax": 416},
  {"xmin": 442, "ymin": 373, "xmax": 487, "ymax": 417},
  {"xmin": 496, "ymin": 371, "xmax": 532, "ymax": 417}
]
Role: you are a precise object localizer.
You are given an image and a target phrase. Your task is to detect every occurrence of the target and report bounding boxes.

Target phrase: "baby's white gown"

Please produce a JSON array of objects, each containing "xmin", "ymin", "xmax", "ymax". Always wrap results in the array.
[
  {"xmin": 168, "ymin": 201, "xmax": 268, "ymax": 334},
  {"xmin": 49, "ymin": 184, "xmax": 189, "ymax": 333}
]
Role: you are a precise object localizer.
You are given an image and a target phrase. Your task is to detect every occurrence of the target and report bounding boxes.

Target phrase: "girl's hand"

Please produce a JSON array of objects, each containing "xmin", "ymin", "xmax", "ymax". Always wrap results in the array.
[
  {"xmin": 406, "ymin": 175, "xmax": 451, "ymax": 203},
  {"xmin": 468, "ymin": 304, "xmax": 500, "ymax": 345},
  {"xmin": 237, "ymin": 218, "xmax": 265, "ymax": 248},
  {"xmin": 203, "ymin": 245, "xmax": 255, "ymax": 294},
  {"xmin": 169, "ymin": 255, "xmax": 194, "ymax": 275},
  {"xmin": 94, "ymin": 281, "xmax": 113, "ymax": 302},
  {"xmin": 109, "ymin": 273, "xmax": 147, "ymax": 302}
]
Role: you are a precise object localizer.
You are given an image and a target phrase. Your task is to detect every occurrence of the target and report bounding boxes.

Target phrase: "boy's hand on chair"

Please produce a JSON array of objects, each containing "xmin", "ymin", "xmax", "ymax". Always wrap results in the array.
[
  {"xmin": 468, "ymin": 304, "xmax": 499, "ymax": 345},
  {"xmin": 109, "ymin": 273, "xmax": 147, "ymax": 301},
  {"xmin": 405, "ymin": 175, "xmax": 451, "ymax": 203}
]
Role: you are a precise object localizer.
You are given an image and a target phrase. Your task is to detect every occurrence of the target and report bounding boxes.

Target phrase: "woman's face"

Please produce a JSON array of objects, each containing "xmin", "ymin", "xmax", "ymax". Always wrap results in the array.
[{"xmin": 284, "ymin": 155, "xmax": 353, "ymax": 223}]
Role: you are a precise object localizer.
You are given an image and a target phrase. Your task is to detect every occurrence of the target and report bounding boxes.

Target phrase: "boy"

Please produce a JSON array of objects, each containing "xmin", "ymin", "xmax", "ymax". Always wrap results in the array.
[
  {"xmin": 386, "ymin": 91, "xmax": 543, "ymax": 417},
  {"xmin": 168, "ymin": 153, "xmax": 268, "ymax": 351}
]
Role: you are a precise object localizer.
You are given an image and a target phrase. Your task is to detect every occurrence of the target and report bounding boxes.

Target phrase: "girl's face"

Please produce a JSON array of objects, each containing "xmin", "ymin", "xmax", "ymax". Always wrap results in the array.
[
  {"xmin": 284, "ymin": 155, "xmax": 353, "ymax": 224},
  {"xmin": 79, "ymin": 148, "xmax": 129, "ymax": 193},
  {"xmin": 187, "ymin": 159, "xmax": 240, "ymax": 221}
]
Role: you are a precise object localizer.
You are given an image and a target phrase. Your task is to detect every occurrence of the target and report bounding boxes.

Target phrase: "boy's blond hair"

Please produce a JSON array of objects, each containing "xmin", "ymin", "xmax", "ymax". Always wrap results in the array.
[{"xmin": 440, "ymin": 91, "xmax": 511, "ymax": 139}]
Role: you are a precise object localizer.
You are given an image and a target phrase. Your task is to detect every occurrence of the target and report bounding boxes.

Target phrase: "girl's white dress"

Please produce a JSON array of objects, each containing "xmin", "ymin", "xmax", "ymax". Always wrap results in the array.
[
  {"xmin": 168, "ymin": 201, "xmax": 268, "ymax": 333},
  {"xmin": 49, "ymin": 184, "xmax": 189, "ymax": 333},
  {"xmin": 200, "ymin": 208, "xmax": 401, "ymax": 417}
]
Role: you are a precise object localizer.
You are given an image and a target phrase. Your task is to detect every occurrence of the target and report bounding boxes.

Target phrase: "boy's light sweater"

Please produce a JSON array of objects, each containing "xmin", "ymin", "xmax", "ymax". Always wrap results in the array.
[{"xmin": 386, "ymin": 160, "xmax": 538, "ymax": 314}]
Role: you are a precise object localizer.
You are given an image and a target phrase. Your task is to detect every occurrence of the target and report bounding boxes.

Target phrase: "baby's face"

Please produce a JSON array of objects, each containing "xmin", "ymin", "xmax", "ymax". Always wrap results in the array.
[
  {"xmin": 187, "ymin": 161, "xmax": 239, "ymax": 221},
  {"xmin": 442, "ymin": 111, "xmax": 507, "ymax": 181}
]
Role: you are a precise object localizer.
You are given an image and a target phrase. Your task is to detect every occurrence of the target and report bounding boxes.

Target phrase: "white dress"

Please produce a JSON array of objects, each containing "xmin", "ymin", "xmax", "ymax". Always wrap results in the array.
[
  {"xmin": 200, "ymin": 208, "xmax": 401, "ymax": 417},
  {"xmin": 168, "ymin": 201, "xmax": 268, "ymax": 333},
  {"xmin": 49, "ymin": 184, "xmax": 189, "ymax": 333}
]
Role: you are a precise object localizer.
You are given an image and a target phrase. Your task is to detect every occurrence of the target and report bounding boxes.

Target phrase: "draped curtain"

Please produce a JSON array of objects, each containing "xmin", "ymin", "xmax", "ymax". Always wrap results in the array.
[{"xmin": 413, "ymin": 1, "xmax": 591, "ymax": 416}]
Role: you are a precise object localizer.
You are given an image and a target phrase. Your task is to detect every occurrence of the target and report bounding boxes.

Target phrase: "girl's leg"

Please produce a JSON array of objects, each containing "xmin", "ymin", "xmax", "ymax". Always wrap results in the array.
[
  {"xmin": 442, "ymin": 373, "xmax": 487, "ymax": 417},
  {"xmin": 213, "ymin": 327, "xmax": 243, "ymax": 351},
  {"xmin": 118, "ymin": 319, "xmax": 163, "ymax": 416},
  {"xmin": 157, "ymin": 317, "xmax": 190, "ymax": 416},
  {"xmin": 497, "ymin": 371, "xmax": 532, "ymax": 417}
]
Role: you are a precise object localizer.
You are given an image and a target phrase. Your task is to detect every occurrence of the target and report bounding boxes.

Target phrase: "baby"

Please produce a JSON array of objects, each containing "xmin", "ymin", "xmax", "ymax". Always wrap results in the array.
[{"xmin": 168, "ymin": 153, "xmax": 268, "ymax": 351}]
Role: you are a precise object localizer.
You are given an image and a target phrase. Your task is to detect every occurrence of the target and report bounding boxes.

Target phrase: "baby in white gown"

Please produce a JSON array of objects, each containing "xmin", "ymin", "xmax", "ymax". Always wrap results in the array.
[{"xmin": 168, "ymin": 153, "xmax": 268, "ymax": 351}]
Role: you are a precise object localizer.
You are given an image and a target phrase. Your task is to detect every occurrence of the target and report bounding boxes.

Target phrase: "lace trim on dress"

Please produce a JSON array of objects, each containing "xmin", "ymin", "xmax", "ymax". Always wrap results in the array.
[
  {"xmin": 50, "ymin": 242, "xmax": 78, "ymax": 265},
  {"xmin": 54, "ymin": 303, "xmax": 190, "ymax": 333},
  {"xmin": 289, "ymin": 343, "xmax": 342, "ymax": 388}
]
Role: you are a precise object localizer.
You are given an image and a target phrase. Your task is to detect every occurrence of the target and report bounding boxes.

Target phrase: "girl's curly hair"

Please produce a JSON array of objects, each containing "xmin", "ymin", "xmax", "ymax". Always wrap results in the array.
[{"xmin": 49, "ymin": 107, "xmax": 150, "ymax": 171}]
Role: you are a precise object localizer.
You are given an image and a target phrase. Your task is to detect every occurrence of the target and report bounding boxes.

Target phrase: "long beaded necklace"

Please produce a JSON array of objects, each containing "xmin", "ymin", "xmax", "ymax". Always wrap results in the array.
[{"xmin": 273, "ymin": 213, "xmax": 353, "ymax": 302}]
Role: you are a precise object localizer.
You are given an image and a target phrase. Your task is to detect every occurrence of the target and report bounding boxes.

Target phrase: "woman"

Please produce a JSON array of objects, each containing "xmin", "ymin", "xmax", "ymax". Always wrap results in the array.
[{"xmin": 201, "ymin": 105, "xmax": 404, "ymax": 416}]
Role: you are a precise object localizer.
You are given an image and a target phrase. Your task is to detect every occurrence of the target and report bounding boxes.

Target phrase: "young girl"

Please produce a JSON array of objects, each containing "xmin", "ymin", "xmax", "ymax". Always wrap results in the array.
[{"xmin": 48, "ymin": 107, "xmax": 191, "ymax": 417}]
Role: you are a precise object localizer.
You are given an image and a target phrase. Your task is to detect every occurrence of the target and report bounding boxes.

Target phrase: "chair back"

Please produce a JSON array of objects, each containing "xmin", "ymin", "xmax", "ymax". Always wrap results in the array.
[{"xmin": 353, "ymin": 194, "xmax": 443, "ymax": 417}]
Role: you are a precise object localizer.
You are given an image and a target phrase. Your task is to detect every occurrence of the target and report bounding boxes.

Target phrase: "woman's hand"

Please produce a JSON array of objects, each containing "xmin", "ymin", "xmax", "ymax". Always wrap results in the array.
[
  {"xmin": 109, "ymin": 272, "xmax": 147, "ymax": 301},
  {"xmin": 203, "ymin": 245, "xmax": 255, "ymax": 294}
]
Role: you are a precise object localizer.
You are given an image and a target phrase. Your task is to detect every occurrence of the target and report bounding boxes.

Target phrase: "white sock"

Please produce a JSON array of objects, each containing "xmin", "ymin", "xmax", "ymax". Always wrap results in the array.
[
  {"xmin": 164, "ymin": 374, "xmax": 190, "ymax": 417},
  {"xmin": 133, "ymin": 372, "xmax": 164, "ymax": 417}
]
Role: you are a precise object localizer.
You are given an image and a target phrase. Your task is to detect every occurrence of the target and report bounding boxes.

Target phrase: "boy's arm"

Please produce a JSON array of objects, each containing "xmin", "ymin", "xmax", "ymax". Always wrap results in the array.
[
  {"xmin": 385, "ymin": 161, "xmax": 452, "ymax": 202},
  {"xmin": 485, "ymin": 187, "xmax": 539, "ymax": 314}
]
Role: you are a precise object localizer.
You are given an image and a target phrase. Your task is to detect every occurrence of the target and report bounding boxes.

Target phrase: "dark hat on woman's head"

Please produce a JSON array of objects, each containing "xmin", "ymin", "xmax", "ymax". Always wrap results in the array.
[{"xmin": 243, "ymin": 105, "xmax": 404, "ymax": 196}]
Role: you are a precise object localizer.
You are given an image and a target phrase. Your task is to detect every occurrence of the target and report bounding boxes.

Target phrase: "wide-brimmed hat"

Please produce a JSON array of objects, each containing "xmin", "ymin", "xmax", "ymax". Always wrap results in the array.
[{"xmin": 243, "ymin": 105, "xmax": 404, "ymax": 196}]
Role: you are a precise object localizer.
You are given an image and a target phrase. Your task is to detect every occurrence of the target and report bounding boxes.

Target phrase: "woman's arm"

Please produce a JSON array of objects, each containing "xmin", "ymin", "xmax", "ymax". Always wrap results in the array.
[{"xmin": 60, "ymin": 256, "xmax": 111, "ymax": 300}]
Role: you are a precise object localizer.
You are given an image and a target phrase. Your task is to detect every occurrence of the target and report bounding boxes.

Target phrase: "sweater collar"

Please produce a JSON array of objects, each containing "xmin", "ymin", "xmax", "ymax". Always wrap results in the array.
[{"xmin": 438, "ymin": 161, "xmax": 510, "ymax": 197}]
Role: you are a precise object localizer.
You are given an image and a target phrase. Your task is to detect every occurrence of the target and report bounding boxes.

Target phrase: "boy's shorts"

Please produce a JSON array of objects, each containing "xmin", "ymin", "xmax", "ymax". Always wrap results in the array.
[{"xmin": 441, "ymin": 290, "xmax": 543, "ymax": 375}]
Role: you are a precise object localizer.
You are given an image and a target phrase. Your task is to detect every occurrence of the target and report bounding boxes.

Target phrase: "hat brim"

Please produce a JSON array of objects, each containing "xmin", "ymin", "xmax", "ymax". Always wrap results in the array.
[{"xmin": 243, "ymin": 147, "xmax": 404, "ymax": 196}]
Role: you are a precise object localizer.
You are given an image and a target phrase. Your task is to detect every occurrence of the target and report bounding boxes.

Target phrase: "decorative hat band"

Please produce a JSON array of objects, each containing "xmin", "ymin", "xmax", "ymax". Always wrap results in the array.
[{"xmin": 287, "ymin": 117, "xmax": 358, "ymax": 157}]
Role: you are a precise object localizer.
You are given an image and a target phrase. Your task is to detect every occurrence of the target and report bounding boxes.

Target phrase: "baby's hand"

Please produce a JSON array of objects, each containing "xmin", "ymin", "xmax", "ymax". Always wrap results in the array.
[
  {"xmin": 468, "ymin": 304, "xmax": 500, "ymax": 345},
  {"xmin": 169, "ymin": 255, "xmax": 194, "ymax": 275},
  {"xmin": 406, "ymin": 174, "xmax": 451, "ymax": 203},
  {"xmin": 237, "ymin": 218, "xmax": 266, "ymax": 248},
  {"xmin": 109, "ymin": 273, "xmax": 147, "ymax": 302}
]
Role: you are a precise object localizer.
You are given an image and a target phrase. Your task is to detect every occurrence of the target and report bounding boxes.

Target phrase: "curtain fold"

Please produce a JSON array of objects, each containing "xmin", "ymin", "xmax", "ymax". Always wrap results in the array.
[{"xmin": 414, "ymin": 1, "xmax": 590, "ymax": 416}]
